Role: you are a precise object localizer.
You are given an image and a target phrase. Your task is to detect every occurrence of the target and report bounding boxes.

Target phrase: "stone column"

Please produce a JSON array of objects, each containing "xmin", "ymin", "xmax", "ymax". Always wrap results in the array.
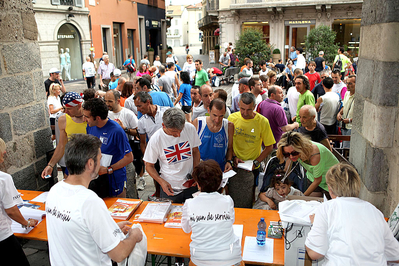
[
  {"xmin": 0, "ymin": 1, "xmax": 53, "ymax": 190},
  {"xmin": 350, "ymin": 0, "xmax": 399, "ymax": 216}
]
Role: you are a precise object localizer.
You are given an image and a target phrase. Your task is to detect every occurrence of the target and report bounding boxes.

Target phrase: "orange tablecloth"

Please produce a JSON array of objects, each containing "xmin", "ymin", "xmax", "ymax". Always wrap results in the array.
[{"xmin": 16, "ymin": 190, "xmax": 284, "ymax": 265}]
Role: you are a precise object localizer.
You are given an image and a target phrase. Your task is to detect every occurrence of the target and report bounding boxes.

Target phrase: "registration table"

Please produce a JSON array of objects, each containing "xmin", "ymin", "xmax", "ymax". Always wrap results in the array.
[{"xmin": 15, "ymin": 190, "xmax": 284, "ymax": 265}]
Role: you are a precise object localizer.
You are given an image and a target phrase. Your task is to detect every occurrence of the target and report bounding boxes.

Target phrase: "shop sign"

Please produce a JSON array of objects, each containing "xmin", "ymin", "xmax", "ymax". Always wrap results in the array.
[
  {"xmin": 285, "ymin": 20, "xmax": 316, "ymax": 25},
  {"xmin": 152, "ymin": 20, "xmax": 159, "ymax": 27},
  {"xmin": 58, "ymin": 34, "xmax": 75, "ymax": 39}
]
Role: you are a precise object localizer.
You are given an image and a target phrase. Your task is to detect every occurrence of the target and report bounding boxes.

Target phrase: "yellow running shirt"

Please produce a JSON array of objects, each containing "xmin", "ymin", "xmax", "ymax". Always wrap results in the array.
[
  {"xmin": 228, "ymin": 112, "xmax": 275, "ymax": 161},
  {"xmin": 65, "ymin": 114, "xmax": 87, "ymax": 139}
]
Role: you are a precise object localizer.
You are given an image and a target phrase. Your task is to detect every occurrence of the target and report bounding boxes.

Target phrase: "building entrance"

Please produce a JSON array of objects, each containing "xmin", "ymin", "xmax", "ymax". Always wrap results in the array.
[{"xmin": 284, "ymin": 20, "xmax": 315, "ymax": 61}]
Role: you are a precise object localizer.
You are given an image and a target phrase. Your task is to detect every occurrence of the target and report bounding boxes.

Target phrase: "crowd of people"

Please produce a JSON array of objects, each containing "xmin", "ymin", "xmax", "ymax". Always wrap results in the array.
[{"xmin": 2, "ymin": 45, "xmax": 396, "ymax": 266}]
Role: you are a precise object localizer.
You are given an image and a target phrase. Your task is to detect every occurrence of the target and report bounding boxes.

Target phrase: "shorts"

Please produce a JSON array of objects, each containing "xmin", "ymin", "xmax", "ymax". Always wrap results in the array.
[
  {"xmin": 181, "ymin": 105, "xmax": 192, "ymax": 114},
  {"xmin": 110, "ymin": 180, "xmax": 125, "ymax": 196}
]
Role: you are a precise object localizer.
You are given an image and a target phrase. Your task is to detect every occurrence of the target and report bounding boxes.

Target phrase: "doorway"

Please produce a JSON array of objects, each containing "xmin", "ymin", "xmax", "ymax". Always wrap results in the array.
[
  {"xmin": 285, "ymin": 23, "xmax": 315, "ymax": 61},
  {"xmin": 113, "ymin": 23, "xmax": 124, "ymax": 68}
]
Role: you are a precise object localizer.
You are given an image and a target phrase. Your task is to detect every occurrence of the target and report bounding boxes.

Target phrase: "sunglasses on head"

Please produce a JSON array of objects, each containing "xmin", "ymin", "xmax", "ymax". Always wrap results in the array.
[{"xmin": 282, "ymin": 151, "xmax": 300, "ymax": 157}]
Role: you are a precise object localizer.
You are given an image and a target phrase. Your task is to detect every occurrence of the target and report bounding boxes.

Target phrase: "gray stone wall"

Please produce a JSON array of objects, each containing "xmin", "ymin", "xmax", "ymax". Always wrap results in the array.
[
  {"xmin": 0, "ymin": 0, "xmax": 53, "ymax": 190},
  {"xmin": 350, "ymin": 0, "xmax": 399, "ymax": 216}
]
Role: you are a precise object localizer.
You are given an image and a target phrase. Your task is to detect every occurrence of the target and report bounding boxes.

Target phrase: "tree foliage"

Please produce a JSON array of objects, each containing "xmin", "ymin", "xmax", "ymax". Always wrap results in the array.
[
  {"xmin": 304, "ymin": 25, "xmax": 339, "ymax": 67},
  {"xmin": 235, "ymin": 28, "xmax": 272, "ymax": 67}
]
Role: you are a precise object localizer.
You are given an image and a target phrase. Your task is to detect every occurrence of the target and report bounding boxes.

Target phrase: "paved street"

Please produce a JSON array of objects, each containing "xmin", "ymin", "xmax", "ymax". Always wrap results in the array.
[{"xmin": 23, "ymin": 46, "xmax": 236, "ymax": 266}]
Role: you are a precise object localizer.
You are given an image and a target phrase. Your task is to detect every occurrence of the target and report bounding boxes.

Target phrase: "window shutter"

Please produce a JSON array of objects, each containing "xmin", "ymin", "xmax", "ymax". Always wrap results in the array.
[
  {"xmin": 51, "ymin": 0, "xmax": 60, "ymax": 5},
  {"xmin": 75, "ymin": 0, "xmax": 83, "ymax": 7}
]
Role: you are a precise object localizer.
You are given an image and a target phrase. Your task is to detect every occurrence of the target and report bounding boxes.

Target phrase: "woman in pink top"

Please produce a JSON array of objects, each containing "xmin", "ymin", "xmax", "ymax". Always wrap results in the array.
[{"xmin": 136, "ymin": 63, "xmax": 150, "ymax": 77}]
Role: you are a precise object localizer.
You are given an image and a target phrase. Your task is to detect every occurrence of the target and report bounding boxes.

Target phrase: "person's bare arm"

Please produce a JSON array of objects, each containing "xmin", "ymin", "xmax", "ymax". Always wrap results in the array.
[
  {"xmin": 224, "ymin": 122, "xmax": 234, "ymax": 172},
  {"xmin": 174, "ymin": 73, "xmax": 180, "ymax": 91},
  {"xmin": 174, "ymin": 92, "xmax": 183, "ymax": 106},
  {"xmin": 281, "ymin": 122, "xmax": 299, "ymax": 132},
  {"xmin": 322, "ymin": 61, "xmax": 326, "ymax": 70},
  {"xmin": 139, "ymin": 134, "xmax": 147, "ymax": 155},
  {"xmin": 59, "ymin": 78, "xmax": 66, "ymax": 94},
  {"xmin": 48, "ymin": 104, "xmax": 63, "ymax": 114},
  {"xmin": 337, "ymin": 106, "xmax": 343, "ymax": 121},
  {"xmin": 107, "ymin": 227, "xmax": 143, "ymax": 263},
  {"xmin": 172, "ymin": 83, "xmax": 177, "ymax": 98},
  {"xmin": 99, "ymin": 152, "xmax": 133, "ymax": 175},
  {"xmin": 5, "ymin": 205, "xmax": 39, "ymax": 227},
  {"xmin": 205, "ymin": 80, "xmax": 210, "ymax": 86},
  {"xmin": 304, "ymin": 176, "xmax": 322, "ymax": 196},
  {"xmin": 258, "ymin": 193, "xmax": 276, "ymax": 210},
  {"xmin": 320, "ymin": 138, "xmax": 332, "ymax": 151},
  {"xmin": 145, "ymin": 161, "xmax": 174, "ymax": 196},
  {"xmin": 41, "ymin": 115, "xmax": 67, "ymax": 178},
  {"xmin": 315, "ymin": 97, "xmax": 323, "ymax": 111},
  {"xmin": 192, "ymin": 147, "xmax": 200, "ymax": 169},
  {"xmin": 253, "ymin": 145, "xmax": 273, "ymax": 169},
  {"xmin": 305, "ymin": 246, "xmax": 324, "ymax": 260}
]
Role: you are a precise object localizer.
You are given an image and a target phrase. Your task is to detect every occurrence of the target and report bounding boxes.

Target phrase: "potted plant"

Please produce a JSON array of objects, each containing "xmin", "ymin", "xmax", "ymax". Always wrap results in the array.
[
  {"xmin": 272, "ymin": 48, "xmax": 281, "ymax": 62},
  {"xmin": 148, "ymin": 47, "xmax": 155, "ymax": 65}
]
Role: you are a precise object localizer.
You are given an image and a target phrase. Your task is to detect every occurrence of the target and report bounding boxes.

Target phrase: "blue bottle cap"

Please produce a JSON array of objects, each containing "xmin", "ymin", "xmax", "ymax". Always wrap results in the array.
[{"xmin": 260, "ymin": 218, "xmax": 265, "ymax": 221}]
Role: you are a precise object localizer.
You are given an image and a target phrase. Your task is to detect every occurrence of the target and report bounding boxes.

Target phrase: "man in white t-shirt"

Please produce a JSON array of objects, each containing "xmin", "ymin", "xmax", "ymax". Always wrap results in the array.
[
  {"xmin": 46, "ymin": 134, "xmax": 143, "ymax": 266},
  {"xmin": 296, "ymin": 47, "xmax": 306, "ymax": 71},
  {"xmin": 143, "ymin": 108, "xmax": 201, "ymax": 203},
  {"xmin": 287, "ymin": 68, "xmax": 303, "ymax": 121},
  {"xmin": 82, "ymin": 56, "xmax": 96, "ymax": 89},
  {"xmin": 315, "ymin": 77, "xmax": 340, "ymax": 134},
  {"xmin": 105, "ymin": 90, "xmax": 141, "ymax": 195}
]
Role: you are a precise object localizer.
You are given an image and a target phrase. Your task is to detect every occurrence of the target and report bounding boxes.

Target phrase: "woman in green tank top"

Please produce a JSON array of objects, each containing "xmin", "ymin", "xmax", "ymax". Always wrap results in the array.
[{"xmin": 276, "ymin": 131, "xmax": 339, "ymax": 198}]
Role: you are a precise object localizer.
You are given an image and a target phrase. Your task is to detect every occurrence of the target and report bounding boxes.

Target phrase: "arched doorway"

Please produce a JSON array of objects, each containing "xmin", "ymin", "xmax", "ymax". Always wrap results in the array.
[{"xmin": 57, "ymin": 23, "xmax": 83, "ymax": 80}]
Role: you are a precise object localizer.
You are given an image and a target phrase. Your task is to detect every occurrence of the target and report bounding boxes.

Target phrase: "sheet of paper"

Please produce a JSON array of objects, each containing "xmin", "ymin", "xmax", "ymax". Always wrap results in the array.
[
  {"xmin": 220, "ymin": 170, "xmax": 237, "ymax": 188},
  {"xmin": 11, "ymin": 207, "xmax": 46, "ymax": 234},
  {"xmin": 100, "ymin": 153, "xmax": 113, "ymax": 167},
  {"xmin": 242, "ymin": 236, "xmax": 274, "ymax": 264},
  {"xmin": 31, "ymin": 191, "xmax": 49, "ymax": 203},
  {"xmin": 233, "ymin": 224, "xmax": 243, "ymax": 245},
  {"xmin": 237, "ymin": 160, "xmax": 253, "ymax": 171}
]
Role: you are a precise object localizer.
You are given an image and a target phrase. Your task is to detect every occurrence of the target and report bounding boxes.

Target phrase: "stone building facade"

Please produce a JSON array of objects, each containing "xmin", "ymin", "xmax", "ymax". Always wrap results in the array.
[
  {"xmin": 33, "ymin": 0, "xmax": 91, "ymax": 81},
  {"xmin": 350, "ymin": 0, "xmax": 399, "ymax": 216},
  {"xmin": 0, "ymin": 1, "xmax": 53, "ymax": 190},
  {"xmin": 201, "ymin": 0, "xmax": 362, "ymax": 62}
]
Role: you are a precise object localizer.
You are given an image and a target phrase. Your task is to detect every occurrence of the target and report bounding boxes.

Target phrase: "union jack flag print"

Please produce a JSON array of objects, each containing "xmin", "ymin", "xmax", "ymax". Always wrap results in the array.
[{"xmin": 164, "ymin": 141, "xmax": 192, "ymax": 164}]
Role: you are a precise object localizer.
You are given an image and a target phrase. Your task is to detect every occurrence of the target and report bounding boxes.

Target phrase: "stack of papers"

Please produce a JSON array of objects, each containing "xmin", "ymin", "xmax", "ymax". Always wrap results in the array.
[
  {"xmin": 108, "ymin": 199, "xmax": 142, "ymax": 220},
  {"xmin": 242, "ymin": 236, "xmax": 274, "ymax": 264},
  {"xmin": 237, "ymin": 160, "xmax": 253, "ymax": 171},
  {"xmin": 164, "ymin": 205, "xmax": 183, "ymax": 228},
  {"xmin": 139, "ymin": 202, "xmax": 172, "ymax": 223},
  {"xmin": 11, "ymin": 206, "xmax": 46, "ymax": 234},
  {"xmin": 31, "ymin": 192, "xmax": 49, "ymax": 203}
]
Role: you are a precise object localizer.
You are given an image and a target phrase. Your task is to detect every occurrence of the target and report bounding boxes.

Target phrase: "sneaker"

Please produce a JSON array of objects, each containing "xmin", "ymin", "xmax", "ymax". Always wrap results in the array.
[{"xmin": 137, "ymin": 178, "xmax": 146, "ymax": 191}]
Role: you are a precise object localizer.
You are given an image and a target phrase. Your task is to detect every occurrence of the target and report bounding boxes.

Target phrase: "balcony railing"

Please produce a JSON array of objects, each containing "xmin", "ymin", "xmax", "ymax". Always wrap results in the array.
[{"xmin": 198, "ymin": 15, "xmax": 218, "ymax": 28}]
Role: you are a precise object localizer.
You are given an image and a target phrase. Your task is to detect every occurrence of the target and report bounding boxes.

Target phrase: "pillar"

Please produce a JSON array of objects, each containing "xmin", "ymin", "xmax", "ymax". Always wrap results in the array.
[
  {"xmin": 0, "ymin": 1, "xmax": 53, "ymax": 190},
  {"xmin": 350, "ymin": 0, "xmax": 399, "ymax": 216}
]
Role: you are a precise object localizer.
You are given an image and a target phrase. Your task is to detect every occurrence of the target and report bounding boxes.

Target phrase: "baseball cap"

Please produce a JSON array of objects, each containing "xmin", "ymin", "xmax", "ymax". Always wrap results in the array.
[
  {"xmin": 49, "ymin": 67, "xmax": 60, "ymax": 74},
  {"xmin": 238, "ymin": 77, "xmax": 249, "ymax": 85},
  {"xmin": 319, "ymin": 51, "xmax": 324, "ymax": 55},
  {"xmin": 166, "ymin": 51, "xmax": 172, "ymax": 55},
  {"xmin": 114, "ymin": 69, "xmax": 122, "ymax": 77},
  {"xmin": 62, "ymin": 92, "xmax": 83, "ymax": 107}
]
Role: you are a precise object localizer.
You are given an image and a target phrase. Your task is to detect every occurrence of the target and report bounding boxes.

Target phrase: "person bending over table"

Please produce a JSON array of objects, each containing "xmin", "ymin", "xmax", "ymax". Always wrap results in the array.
[
  {"xmin": 276, "ymin": 131, "xmax": 339, "ymax": 198},
  {"xmin": 182, "ymin": 160, "xmax": 244, "ymax": 266},
  {"xmin": 0, "ymin": 137, "xmax": 38, "ymax": 266},
  {"xmin": 305, "ymin": 163, "xmax": 399, "ymax": 264}
]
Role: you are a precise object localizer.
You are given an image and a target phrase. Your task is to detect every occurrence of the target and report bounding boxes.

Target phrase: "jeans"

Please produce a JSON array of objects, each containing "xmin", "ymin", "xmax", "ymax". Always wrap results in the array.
[{"xmin": 341, "ymin": 128, "xmax": 351, "ymax": 148}]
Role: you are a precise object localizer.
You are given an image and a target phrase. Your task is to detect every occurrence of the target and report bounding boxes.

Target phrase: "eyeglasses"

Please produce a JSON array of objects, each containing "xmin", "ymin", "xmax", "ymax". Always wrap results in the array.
[{"xmin": 282, "ymin": 151, "xmax": 300, "ymax": 157}]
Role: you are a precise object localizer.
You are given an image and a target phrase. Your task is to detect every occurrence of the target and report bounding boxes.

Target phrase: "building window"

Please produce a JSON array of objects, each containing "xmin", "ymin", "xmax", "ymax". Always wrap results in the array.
[
  {"xmin": 174, "ymin": 29, "xmax": 179, "ymax": 35},
  {"xmin": 60, "ymin": 0, "xmax": 74, "ymax": 5},
  {"xmin": 175, "ymin": 19, "xmax": 179, "ymax": 26},
  {"xmin": 148, "ymin": 0, "xmax": 158, "ymax": 7},
  {"xmin": 332, "ymin": 19, "xmax": 361, "ymax": 57},
  {"xmin": 52, "ymin": 0, "xmax": 83, "ymax": 6},
  {"xmin": 198, "ymin": 13, "xmax": 201, "ymax": 21}
]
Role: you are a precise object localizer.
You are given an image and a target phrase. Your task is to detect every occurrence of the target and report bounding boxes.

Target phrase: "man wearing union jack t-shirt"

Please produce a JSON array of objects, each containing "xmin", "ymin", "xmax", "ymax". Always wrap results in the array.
[{"xmin": 143, "ymin": 108, "xmax": 201, "ymax": 203}]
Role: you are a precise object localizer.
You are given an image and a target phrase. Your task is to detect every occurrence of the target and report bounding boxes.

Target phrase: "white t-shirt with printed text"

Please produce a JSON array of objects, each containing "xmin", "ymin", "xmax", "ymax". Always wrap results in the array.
[
  {"xmin": 82, "ymin": 61, "xmax": 96, "ymax": 77},
  {"xmin": 46, "ymin": 181, "xmax": 124, "ymax": 266}
]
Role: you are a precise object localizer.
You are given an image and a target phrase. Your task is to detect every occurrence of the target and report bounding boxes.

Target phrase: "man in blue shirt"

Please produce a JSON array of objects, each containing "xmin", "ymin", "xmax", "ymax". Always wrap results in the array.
[
  {"xmin": 290, "ymin": 46, "xmax": 298, "ymax": 66},
  {"xmin": 83, "ymin": 98, "xmax": 133, "ymax": 198},
  {"xmin": 123, "ymin": 54, "xmax": 136, "ymax": 80}
]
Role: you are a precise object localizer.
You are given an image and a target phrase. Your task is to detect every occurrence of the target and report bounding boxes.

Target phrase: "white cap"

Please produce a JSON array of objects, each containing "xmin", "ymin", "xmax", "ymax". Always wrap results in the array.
[
  {"xmin": 114, "ymin": 69, "xmax": 121, "ymax": 77},
  {"xmin": 49, "ymin": 67, "xmax": 60, "ymax": 74},
  {"xmin": 319, "ymin": 51, "xmax": 324, "ymax": 55}
]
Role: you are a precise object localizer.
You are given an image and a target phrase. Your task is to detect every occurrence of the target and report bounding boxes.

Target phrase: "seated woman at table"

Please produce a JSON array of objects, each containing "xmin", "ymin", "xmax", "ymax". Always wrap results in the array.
[
  {"xmin": 276, "ymin": 131, "xmax": 339, "ymax": 198},
  {"xmin": 305, "ymin": 163, "xmax": 399, "ymax": 264},
  {"xmin": 253, "ymin": 170, "xmax": 303, "ymax": 210},
  {"xmin": 182, "ymin": 160, "xmax": 243, "ymax": 266},
  {"xmin": 0, "ymin": 138, "xmax": 38, "ymax": 266}
]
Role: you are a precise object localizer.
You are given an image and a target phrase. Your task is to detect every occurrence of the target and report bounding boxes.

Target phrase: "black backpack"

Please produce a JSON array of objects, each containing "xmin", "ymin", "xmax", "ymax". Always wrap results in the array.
[
  {"xmin": 333, "ymin": 55, "xmax": 342, "ymax": 72},
  {"xmin": 126, "ymin": 59, "xmax": 135, "ymax": 73}
]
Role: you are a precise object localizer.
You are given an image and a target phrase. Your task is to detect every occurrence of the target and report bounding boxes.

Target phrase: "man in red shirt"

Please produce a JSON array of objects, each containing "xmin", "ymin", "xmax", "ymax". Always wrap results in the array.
[{"xmin": 305, "ymin": 61, "xmax": 321, "ymax": 91}]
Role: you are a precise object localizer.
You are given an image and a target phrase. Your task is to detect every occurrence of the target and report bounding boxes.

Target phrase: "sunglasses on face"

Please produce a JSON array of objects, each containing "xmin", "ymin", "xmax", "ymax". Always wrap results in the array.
[{"xmin": 282, "ymin": 151, "xmax": 300, "ymax": 157}]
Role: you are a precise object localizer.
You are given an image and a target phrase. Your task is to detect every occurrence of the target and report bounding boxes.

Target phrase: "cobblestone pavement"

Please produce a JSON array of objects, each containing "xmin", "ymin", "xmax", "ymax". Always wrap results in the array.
[{"xmin": 24, "ymin": 46, "xmax": 236, "ymax": 266}]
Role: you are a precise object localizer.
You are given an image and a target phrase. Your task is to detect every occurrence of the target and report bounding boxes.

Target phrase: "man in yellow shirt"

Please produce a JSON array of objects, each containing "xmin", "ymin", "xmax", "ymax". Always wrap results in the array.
[{"xmin": 228, "ymin": 93, "xmax": 275, "ymax": 208}]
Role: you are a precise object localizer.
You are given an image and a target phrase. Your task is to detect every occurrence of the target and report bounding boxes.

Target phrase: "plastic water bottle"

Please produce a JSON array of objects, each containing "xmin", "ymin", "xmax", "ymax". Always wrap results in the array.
[{"xmin": 257, "ymin": 218, "xmax": 267, "ymax": 246}]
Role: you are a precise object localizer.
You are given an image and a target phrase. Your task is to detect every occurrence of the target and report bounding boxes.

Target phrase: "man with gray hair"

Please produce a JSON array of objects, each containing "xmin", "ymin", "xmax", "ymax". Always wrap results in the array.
[
  {"xmin": 98, "ymin": 54, "xmax": 115, "ymax": 91},
  {"xmin": 296, "ymin": 105, "xmax": 331, "ymax": 151},
  {"xmin": 314, "ymin": 51, "xmax": 326, "ymax": 72},
  {"xmin": 228, "ymin": 92, "xmax": 275, "ymax": 208},
  {"xmin": 143, "ymin": 108, "xmax": 201, "ymax": 203}
]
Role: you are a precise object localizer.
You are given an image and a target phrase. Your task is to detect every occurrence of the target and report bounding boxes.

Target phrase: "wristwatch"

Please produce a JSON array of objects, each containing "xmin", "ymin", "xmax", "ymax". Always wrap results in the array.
[
  {"xmin": 253, "ymin": 160, "xmax": 261, "ymax": 168},
  {"xmin": 107, "ymin": 166, "xmax": 113, "ymax": 174},
  {"xmin": 124, "ymin": 128, "xmax": 129, "ymax": 133},
  {"xmin": 227, "ymin": 159, "xmax": 234, "ymax": 166}
]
